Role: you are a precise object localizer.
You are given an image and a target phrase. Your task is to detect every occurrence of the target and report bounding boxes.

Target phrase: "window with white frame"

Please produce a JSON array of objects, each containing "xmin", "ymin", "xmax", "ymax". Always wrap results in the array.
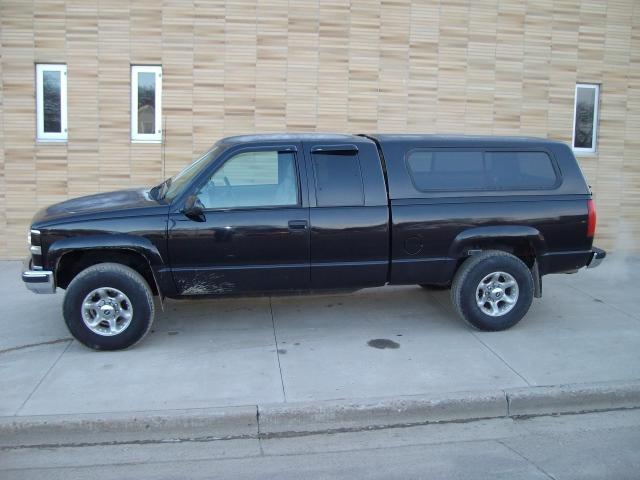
[
  {"xmin": 131, "ymin": 66, "xmax": 162, "ymax": 142},
  {"xmin": 572, "ymin": 83, "xmax": 600, "ymax": 154},
  {"xmin": 36, "ymin": 64, "xmax": 67, "ymax": 141}
]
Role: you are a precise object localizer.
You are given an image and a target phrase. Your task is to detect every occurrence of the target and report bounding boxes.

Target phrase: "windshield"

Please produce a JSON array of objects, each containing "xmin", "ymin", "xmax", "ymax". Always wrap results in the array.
[{"xmin": 157, "ymin": 145, "xmax": 223, "ymax": 201}]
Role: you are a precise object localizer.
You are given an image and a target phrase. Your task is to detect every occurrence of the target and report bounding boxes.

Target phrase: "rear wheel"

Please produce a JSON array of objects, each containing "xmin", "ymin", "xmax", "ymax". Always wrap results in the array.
[
  {"xmin": 451, "ymin": 251, "xmax": 534, "ymax": 331},
  {"xmin": 63, "ymin": 263, "xmax": 155, "ymax": 350}
]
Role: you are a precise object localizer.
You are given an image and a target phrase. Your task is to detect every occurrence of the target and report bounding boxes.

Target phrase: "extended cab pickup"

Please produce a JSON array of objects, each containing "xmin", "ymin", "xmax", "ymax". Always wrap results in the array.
[{"xmin": 22, "ymin": 134, "xmax": 606, "ymax": 350}]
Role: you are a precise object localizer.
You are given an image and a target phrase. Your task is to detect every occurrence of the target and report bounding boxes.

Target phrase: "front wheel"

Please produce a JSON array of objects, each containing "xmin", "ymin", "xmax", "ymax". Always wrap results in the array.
[
  {"xmin": 451, "ymin": 251, "xmax": 534, "ymax": 331},
  {"xmin": 63, "ymin": 263, "xmax": 155, "ymax": 350}
]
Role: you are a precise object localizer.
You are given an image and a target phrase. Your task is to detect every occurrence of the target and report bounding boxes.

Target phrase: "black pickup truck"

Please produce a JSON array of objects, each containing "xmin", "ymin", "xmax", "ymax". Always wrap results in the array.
[{"xmin": 22, "ymin": 134, "xmax": 605, "ymax": 350}]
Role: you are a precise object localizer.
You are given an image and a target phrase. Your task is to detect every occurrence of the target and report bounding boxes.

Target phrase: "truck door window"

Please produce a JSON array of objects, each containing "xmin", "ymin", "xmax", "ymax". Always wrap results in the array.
[
  {"xmin": 311, "ymin": 152, "xmax": 364, "ymax": 207},
  {"xmin": 197, "ymin": 150, "xmax": 298, "ymax": 209}
]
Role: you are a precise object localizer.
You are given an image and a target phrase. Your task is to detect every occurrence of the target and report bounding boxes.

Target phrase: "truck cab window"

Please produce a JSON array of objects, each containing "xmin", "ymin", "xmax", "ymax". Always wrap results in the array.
[
  {"xmin": 197, "ymin": 150, "xmax": 298, "ymax": 209},
  {"xmin": 312, "ymin": 152, "xmax": 364, "ymax": 207}
]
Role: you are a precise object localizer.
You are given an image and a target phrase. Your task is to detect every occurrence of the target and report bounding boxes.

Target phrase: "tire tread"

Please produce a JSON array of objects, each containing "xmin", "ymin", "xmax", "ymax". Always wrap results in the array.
[
  {"xmin": 451, "ymin": 250, "xmax": 533, "ymax": 331},
  {"xmin": 64, "ymin": 262, "xmax": 155, "ymax": 350}
]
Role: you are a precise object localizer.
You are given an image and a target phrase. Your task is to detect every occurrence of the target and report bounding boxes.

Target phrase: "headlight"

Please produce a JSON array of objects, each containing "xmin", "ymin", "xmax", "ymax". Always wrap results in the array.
[{"xmin": 28, "ymin": 229, "xmax": 41, "ymax": 252}]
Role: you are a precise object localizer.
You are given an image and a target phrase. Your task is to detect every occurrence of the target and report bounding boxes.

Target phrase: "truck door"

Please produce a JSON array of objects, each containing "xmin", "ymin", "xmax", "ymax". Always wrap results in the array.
[
  {"xmin": 304, "ymin": 141, "xmax": 389, "ymax": 290},
  {"xmin": 168, "ymin": 143, "xmax": 310, "ymax": 295}
]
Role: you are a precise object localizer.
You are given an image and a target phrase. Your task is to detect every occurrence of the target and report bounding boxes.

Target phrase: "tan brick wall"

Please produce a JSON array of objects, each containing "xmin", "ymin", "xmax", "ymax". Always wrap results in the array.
[{"xmin": 1, "ymin": 0, "xmax": 639, "ymax": 258}]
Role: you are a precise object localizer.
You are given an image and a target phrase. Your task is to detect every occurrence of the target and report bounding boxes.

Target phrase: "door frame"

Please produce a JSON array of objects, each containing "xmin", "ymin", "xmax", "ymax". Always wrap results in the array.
[
  {"xmin": 169, "ymin": 141, "xmax": 311, "ymax": 214},
  {"xmin": 166, "ymin": 140, "xmax": 312, "ymax": 296}
]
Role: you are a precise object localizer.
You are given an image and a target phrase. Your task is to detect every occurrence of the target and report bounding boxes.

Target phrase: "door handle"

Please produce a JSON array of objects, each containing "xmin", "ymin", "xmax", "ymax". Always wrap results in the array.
[{"xmin": 288, "ymin": 220, "xmax": 308, "ymax": 230}]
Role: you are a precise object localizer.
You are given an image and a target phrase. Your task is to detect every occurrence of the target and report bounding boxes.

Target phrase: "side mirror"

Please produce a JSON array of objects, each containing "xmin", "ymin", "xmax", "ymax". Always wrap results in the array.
[{"xmin": 183, "ymin": 195, "xmax": 206, "ymax": 222}]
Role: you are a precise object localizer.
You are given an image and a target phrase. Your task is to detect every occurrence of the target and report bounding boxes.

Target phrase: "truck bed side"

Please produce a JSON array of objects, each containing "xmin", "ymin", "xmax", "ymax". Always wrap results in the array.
[{"xmin": 367, "ymin": 135, "xmax": 594, "ymax": 286}]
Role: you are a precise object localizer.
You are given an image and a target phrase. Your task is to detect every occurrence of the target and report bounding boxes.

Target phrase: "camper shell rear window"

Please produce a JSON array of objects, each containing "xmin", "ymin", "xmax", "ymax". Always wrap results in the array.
[{"xmin": 405, "ymin": 148, "xmax": 560, "ymax": 192}]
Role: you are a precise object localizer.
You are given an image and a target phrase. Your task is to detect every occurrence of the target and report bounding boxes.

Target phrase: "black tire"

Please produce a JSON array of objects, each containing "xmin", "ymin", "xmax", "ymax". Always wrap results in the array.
[
  {"xmin": 63, "ymin": 263, "xmax": 155, "ymax": 350},
  {"xmin": 419, "ymin": 284, "xmax": 450, "ymax": 290},
  {"xmin": 451, "ymin": 251, "xmax": 534, "ymax": 331}
]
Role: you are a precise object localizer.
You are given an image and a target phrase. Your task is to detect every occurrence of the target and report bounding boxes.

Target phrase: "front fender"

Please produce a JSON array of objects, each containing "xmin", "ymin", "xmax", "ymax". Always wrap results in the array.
[
  {"xmin": 448, "ymin": 225, "xmax": 547, "ymax": 258},
  {"xmin": 47, "ymin": 234, "xmax": 164, "ymax": 269},
  {"xmin": 46, "ymin": 234, "xmax": 167, "ymax": 298}
]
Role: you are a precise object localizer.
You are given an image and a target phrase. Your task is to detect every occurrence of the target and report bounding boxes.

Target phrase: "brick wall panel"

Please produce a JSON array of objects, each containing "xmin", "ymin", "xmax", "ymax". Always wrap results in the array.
[
  {"xmin": 619, "ymin": 1, "xmax": 640, "ymax": 249},
  {"xmin": 0, "ymin": 0, "xmax": 638, "ymax": 257},
  {"xmin": 162, "ymin": 0, "xmax": 195, "ymax": 176},
  {"xmin": 436, "ymin": 0, "xmax": 469, "ymax": 133},
  {"xmin": 66, "ymin": 0, "xmax": 99, "ymax": 197},
  {"xmin": 0, "ymin": 6, "xmax": 5, "ymax": 257},
  {"xmin": 347, "ymin": 0, "xmax": 380, "ymax": 132},
  {"xmin": 465, "ymin": 0, "xmax": 498, "ymax": 135},
  {"xmin": 285, "ymin": 0, "xmax": 318, "ymax": 132},
  {"xmin": 2, "ymin": 0, "xmax": 37, "ymax": 257},
  {"xmin": 99, "ymin": 0, "xmax": 134, "ymax": 190}
]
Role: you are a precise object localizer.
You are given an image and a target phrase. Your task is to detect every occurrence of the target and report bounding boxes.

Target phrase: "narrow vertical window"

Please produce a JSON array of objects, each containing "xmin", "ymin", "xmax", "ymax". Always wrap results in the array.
[
  {"xmin": 36, "ymin": 64, "xmax": 67, "ymax": 141},
  {"xmin": 131, "ymin": 66, "xmax": 162, "ymax": 142},
  {"xmin": 572, "ymin": 83, "xmax": 600, "ymax": 154}
]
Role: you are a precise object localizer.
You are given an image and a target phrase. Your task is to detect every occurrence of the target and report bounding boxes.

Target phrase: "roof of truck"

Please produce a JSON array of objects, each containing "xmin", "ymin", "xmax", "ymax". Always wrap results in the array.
[
  {"xmin": 367, "ymin": 133, "xmax": 565, "ymax": 147},
  {"xmin": 218, "ymin": 133, "xmax": 368, "ymax": 145},
  {"xmin": 218, "ymin": 133, "xmax": 565, "ymax": 148}
]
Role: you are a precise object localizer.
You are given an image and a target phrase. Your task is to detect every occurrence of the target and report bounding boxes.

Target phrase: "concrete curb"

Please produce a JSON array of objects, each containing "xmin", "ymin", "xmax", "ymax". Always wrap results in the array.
[
  {"xmin": 258, "ymin": 389, "xmax": 506, "ymax": 435},
  {"xmin": 505, "ymin": 379, "xmax": 640, "ymax": 417},
  {"xmin": 0, "ymin": 405, "xmax": 258, "ymax": 447},
  {"xmin": 1, "ymin": 380, "xmax": 639, "ymax": 448}
]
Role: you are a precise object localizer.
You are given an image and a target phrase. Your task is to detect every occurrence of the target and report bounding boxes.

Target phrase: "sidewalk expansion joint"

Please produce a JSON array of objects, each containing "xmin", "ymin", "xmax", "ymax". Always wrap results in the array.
[
  {"xmin": 497, "ymin": 439, "xmax": 559, "ymax": 480},
  {"xmin": 14, "ymin": 339, "xmax": 73, "ymax": 416},
  {"xmin": 269, "ymin": 296, "xmax": 287, "ymax": 402},
  {"xmin": 504, "ymin": 390, "xmax": 511, "ymax": 416},
  {"xmin": 470, "ymin": 331, "xmax": 532, "ymax": 387},
  {"xmin": 425, "ymin": 288, "xmax": 531, "ymax": 387},
  {"xmin": 566, "ymin": 283, "xmax": 640, "ymax": 324}
]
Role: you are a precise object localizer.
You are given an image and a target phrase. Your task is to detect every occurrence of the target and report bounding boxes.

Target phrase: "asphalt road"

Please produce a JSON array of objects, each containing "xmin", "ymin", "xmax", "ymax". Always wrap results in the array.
[{"xmin": 2, "ymin": 409, "xmax": 639, "ymax": 479}]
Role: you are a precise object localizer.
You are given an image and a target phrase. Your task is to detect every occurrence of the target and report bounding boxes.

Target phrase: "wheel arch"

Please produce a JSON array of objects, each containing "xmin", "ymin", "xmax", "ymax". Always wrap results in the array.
[
  {"xmin": 49, "ymin": 235, "xmax": 164, "ymax": 297},
  {"xmin": 449, "ymin": 226, "xmax": 545, "ymax": 297},
  {"xmin": 449, "ymin": 225, "xmax": 546, "ymax": 268}
]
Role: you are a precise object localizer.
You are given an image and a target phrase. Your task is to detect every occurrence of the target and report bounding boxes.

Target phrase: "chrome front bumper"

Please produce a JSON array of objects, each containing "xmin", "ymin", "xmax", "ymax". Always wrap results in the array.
[
  {"xmin": 22, "ymin": 260, "xmax": 56, "ymax": 294},
  {"xmin": 587, "ymin": 247, "xmax": 606, "ymax": 269}
]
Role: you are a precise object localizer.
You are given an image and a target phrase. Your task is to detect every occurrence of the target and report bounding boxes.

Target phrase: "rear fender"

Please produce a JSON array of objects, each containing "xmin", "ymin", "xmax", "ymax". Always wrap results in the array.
[
  {"xmin": 449, "ymin": 225, "xmax": 546, "ymax": 298},
  {"xmin": 449, "ymin": 225, "xmax": 546, "ymax": 258}
]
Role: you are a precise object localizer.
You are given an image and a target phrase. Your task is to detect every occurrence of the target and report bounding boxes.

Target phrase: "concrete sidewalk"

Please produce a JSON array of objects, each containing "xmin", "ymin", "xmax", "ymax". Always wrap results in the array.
[{"xmin": 1, "ymin": 255, "xmax": 639, "ymax": 438}]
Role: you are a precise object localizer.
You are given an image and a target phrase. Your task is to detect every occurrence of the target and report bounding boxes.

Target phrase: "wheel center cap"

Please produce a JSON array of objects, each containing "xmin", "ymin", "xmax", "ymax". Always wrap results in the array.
[
  {"xmin": 100, "ymin": 305, "xmax": 115, "ymax": 317},
  {"xmin": 491, "ymin": 288, "xmax": 503, "ymax": 299}
]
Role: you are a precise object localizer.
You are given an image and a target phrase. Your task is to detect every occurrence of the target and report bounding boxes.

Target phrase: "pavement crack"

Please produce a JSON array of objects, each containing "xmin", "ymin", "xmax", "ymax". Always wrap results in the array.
[
  {"xmin": 269, "ymin": 296, "xmax": 287, "ymax": 402},
  {"xmin": 0, "ymin": 337, "xmax": 72, "ymax": 355},
  {"xmin": 14, "ymin": 339, "xmax": 73, "ymax": 415}
]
